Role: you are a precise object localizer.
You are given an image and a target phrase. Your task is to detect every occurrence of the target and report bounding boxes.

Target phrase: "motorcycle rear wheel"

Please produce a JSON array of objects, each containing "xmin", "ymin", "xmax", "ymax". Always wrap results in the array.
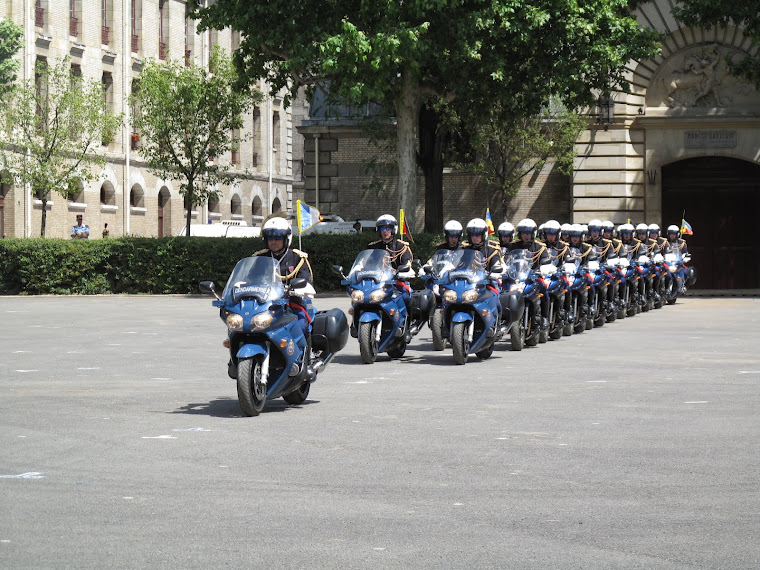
[
  {"xmin": 359, "ymin": 322, "xmax": 379, "ymax": 364},
  {"xmin": 283, "ymin": 382, "xmax": 310, "ymax": 405},
  {"xmin": 475, "ymin": 341, "xmax": 494, "ymax": 360},
  {"xmin": 510, "ymin": 321, "xmax": 525, "ymax": 351},
  {"xmin": 451, "ymin": 322, "xmax": 470, "ymax": 365},
  {"xmin": 387, "ymin": 340, "xmax": 407, "ymax": 359},
  {"xmin": 431, "ymin": 310, "xmax": 446, "ymax": 351},
  {"xmin": 237, "ymin": 357, "xmax": 266, "ymax": 417}
]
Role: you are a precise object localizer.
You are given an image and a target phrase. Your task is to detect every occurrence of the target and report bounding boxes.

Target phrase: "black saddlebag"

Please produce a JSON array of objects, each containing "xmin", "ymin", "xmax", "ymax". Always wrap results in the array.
[
  {"xmin": 410, "ymin": 289, "xmax": 435, "ymax": 321},
  {"xmin": 312, "ymin": 308, "xmax": 349, "ymax": 354}
]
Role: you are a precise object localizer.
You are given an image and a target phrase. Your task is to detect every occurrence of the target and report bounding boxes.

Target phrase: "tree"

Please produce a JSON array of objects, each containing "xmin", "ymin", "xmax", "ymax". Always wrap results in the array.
[
  {"xmin": 453, "ymin": 104, "xmax": 587, "ymax": 209},
  {"xmin": 0, "ymin": 57, "xmax": 123, "ymax": 236},
  {"xmin": 130, "ymin": 47, "xmax": 260, "ymax": 237},
  {"xmin": 190, "ymin": 0, "xmax": 659, "ymax": 230},
  {"xmin": 0, "ymin": 19, "xmax": 23, "ymax": 95},
  {"xmin": 674, "ymin": 0, "xmax": 760, "ymax": 89}
]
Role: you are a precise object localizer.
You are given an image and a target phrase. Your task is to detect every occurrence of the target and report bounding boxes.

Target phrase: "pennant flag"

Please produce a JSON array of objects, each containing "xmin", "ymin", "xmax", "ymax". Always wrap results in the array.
[
  {"xmin": 485, "ymin": 208, "xmax": 495, "ymax": 235},
  {"xmin": 680, "ymin": 219, "xmax": 693, "ymax": 236},
  {"xmin": 296, "ymin": 200, "xmax": 321, "ymax": 234},
  {"xmin": 399, "ymin": 208, "xmax": 415, "ymax": 243}
]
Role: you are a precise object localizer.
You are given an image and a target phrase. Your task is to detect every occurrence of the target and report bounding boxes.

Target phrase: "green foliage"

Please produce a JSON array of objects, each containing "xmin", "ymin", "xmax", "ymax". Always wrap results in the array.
[
  {"xmin": 130, "ymin": 47, "xmax": 261, "ymax": 237},
  {"xmin": 0, "ymin": 234, "xmax": 453, "ymax": 295},
  {"xmin": 453, "ymin": 104, "xmax": 587, "ymax": 204},
  {"xmin": 0, "ymin": 57, "xmax": 124, "ymax": 236},
  {"xmin": 674, "ymin": 0, "xmax": 760, "ymax": 89},
  {"xmin": 0, "ymin": 19, "xmax": 23, "ymax": 95}
]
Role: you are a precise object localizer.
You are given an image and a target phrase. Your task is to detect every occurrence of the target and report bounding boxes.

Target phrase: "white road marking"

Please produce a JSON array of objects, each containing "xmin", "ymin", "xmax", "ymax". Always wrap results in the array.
[
  {"xmin": 13, "ymin": 350, "xmax": 31, "ymax": 353},
  {"xmin": 172, "ymin": 428, "xmax": 211, "ymax": 432},
  {"xmin": 684, "ymin": 401, "xmax": 708, "ymax": 404},
  {"xmin": 587, "ymin": 380, "xmax": 607, "ymax": 383},
  {"xmin": 14, "ymin": 370, "xmax": 38, "ymax": 373},
  {"xmin": 77, "ymin": 367, "xmax": 100, "ymax": 370},
  {"xmin": 0, "ymin": 472, "xmax": 45, "ymax": 479},
  {"xmin": 141, "ymin": 435, "xmax": 177, "ymax": 439},
  {"xmin": 739, "ymin": 370, "xmax": 760, "ymax": 374}
]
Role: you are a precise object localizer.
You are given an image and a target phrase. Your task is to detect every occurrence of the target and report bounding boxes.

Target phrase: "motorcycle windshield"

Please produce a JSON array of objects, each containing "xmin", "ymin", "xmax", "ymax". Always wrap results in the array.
[
  {"xmin": 436, "ymin": 249, "xmax": 486, "ymax": 284},
  {"xmin": 665, "ymin": 245, "xmax": 683, "ymax": 264},
  {"xmin": 430, "ymin": 249, "xmax": 458, "ymax": 281},
  {"xmin": 224, "ymin": 256, "xmax": 285, "ymax": 304},
  {"xmin": 618, "ymin": 243, "xmax": 634, "ymax": 260},
  {"xmin": 347, "ymin": 249, "xmax": 394, "ymax": 284},
  {"xmin": 504, "ymin": 250, "xmax": 532, "ymax": 282},
  {"xmin": 566, "ymin": 247, "xmax": 583, "ymax": 264}
]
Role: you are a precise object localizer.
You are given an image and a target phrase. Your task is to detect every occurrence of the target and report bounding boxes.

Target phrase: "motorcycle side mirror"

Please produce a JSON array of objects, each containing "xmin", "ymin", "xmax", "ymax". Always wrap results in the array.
[
  {"xmin": 289, "ymin": 278, "xmax": 308, "ymax": 290},
  {"xmin": 397, "ymin": 264, "xmax": 411, "ymax": 273},
  {"xmin": 199, "ymin": 280, "xmax": 222, "ymax": 300},
  {"xmin": 412, "ymin": 258, "xmax": 421, "ymax": 271},
  {"xmin": 331, "ymin": 264, "xmax": 344, "ymax": 275},
  {"xmin": 423, "ymin": 264, "xmax": 432, "ymax": 275}
]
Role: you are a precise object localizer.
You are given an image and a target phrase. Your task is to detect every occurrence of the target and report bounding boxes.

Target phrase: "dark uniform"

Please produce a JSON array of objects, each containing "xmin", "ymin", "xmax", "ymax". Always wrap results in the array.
[
  {"xmin": 255, "ymin": 247, "xmax": 314, "ymax": 335},
  {"xmin": 508, "ymin": 239, "xmax": 550, "ymax": 269},
  {"xmin": 434, "ymin": 239, "xmax": 468, "ymax": 252},
  {"xmin": 586, "ymin": 236, "xmax": 614, "ymax": 262},
  {"xmin": 544, "ymin": 239, "xmax": 571, "ymax": 265},
  {"xmin": 666, "ymin": 238, "xmax": 689, "ymax": 255},
  {"xmin": 466, "ymin": 240, "xmax": 503, "ymax": 274}
]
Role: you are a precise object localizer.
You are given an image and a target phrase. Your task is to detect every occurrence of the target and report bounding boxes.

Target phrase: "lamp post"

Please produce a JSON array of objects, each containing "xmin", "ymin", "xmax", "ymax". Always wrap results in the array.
[{"xmin": 596, "ymin": 93, "xmax": 614, "ymax": 131}]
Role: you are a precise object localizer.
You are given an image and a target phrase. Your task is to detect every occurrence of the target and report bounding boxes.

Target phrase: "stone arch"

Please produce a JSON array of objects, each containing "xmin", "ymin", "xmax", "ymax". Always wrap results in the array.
[
  {"xmin": 158, "ymin": 186, "xmax": 171, "ymax": 237},
  {"xmin": 230, "ymin": 193, "xmax": 242, "ymax": 218},
  {"xmin": 0, "ymin": 172, "xmax": 13, "ymax": 238},
  {"xmin": 271, "ymin": 196, "xmax": 282, "ymax": 214}
]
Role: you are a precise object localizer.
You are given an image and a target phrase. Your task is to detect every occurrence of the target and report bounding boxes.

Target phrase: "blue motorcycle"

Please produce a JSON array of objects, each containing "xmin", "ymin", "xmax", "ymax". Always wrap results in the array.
[
  {"xmin": 432, "ymin": 249, "xmax": 501, "ymax": 364},
  {"xmin": 502, "ymin": 250, "xmax": 543, "ymax": 348},
  {"xmin": 663, "ymin": 247, "xmax": 689, "ymax": 305},
  {"xmin": 333, "ymin": 249, "xmax": 433, "ymax": 364},
  {"xmin": 561, "ymin": 253, "xmax": 590, "ymax": 335},
  {"xmin": 199, "ymin": 256, "xmax": 348, "ymax": 417}
]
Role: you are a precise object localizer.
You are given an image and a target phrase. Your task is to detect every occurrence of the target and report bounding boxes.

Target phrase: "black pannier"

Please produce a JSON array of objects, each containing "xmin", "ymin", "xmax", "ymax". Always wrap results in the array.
[
  {"xmin": 410, "ymin": 289, "xmax": 435, "ymax": 320},
  {"xmin": 312, "ymin": 308, "xmax": 349, "ymax": 354}
]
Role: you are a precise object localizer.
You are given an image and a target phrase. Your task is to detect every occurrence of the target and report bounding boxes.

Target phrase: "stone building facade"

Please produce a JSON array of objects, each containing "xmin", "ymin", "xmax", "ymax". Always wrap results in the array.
[{"xmin": 1, "ymin": 0, "xmax": 297, "ymax": 239}]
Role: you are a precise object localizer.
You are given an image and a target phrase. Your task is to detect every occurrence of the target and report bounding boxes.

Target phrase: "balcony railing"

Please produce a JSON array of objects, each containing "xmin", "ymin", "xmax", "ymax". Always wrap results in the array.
[
  {"xmin": 69, "ymin": 17, "xmax": 79, "ymax": 37},
  {"xmin": 102, "ymin": 26, "xmax": 110, "ymax": 45},
  {"xmin": 35, "ymin": 7, "xmax": 45, "ymax": 27},
  {"xmin": 131, "ymin": 34, "xmax": 139, "ymax": 53},
  {"xmin": 159, "ymin": 41, "xmax": 167, "ymax": 60}
]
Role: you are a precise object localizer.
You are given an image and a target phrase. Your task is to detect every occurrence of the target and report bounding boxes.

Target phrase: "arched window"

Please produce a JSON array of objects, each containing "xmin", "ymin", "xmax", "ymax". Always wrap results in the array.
[
  {"xmin": 231, "ymin": 194, "xmax": 241, "ymax": 217},
  {"xmin": 252, "ymin": 196, "xmax": 262, "ymax": 217},
  {"xmin": 130, "ymin": 185, "xmax": 144, "ymax": 208},
  {"xmin": 100, "ymin": 182, "xmax": 116, "ymax": 206},
  {"xmin": 271, "ymin": 197, "xmax": 282, "ymax": 213}
]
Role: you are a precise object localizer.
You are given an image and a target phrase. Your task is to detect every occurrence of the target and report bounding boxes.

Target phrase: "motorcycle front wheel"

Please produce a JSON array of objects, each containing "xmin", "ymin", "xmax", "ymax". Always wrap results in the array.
[
  {"xmin": 510, "ymin": 320, "xmax": 525, "ymax": 351},
  {"xmin": 359, "ymin": 321, "xmax": 379, "ymax": 364},
  {"xmin": 283, "ymin": 382, "xmax": 310, "ymax": 405},
  {"xmin": 237, "ymin": 357, "xmax": 266, "ymax": 417},
  {"xmin": 451, "ymin": 322, "xmax": 470, "ymax": 365},
  {"xmin": 431, "ymin": 310, "xmax": 446, "ymax": 351}
]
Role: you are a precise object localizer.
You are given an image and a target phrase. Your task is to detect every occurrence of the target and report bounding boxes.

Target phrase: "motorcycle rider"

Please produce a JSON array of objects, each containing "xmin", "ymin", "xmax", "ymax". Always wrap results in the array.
[
  {"xmin": 601, "ymin": 220, "xmax": 622, "ymax": 256},
  {"xmin": 436, "ymin": 220, "xmax": 467, "ymax": 251},
  {"xmin": 541, "ymin": 220, "xmax": 570, "ymax": 264},
  {"xmin": 497, "ymin": 222, "xmax": 515, "ymax": 253},
  {"xmin": 587, "ymin": 219, "xmax": 617, "ymax": 316},
  {"xmin": 256, "ymin": 216, "xmax": 315, "ymax": 330},
  {"xmin": 649, "ymin": 224, "xmax": 668, "ymax": 252},
  {"xmin": 560, "ymin": 223, "xmax": 571, "ymax": 243},
  {"xmin": 509, "ymin": 218, "xmax": 550, "ymax": 330},
  {"xmin": 465, "ymin": 218, "xmax": 503, "ymax": 274},
  {"xmin": 368, "ymin": 214, "xmax": 415, "ymax": 306},
  {"xmin": 636, "ymin": 223, "xmax": 661, "ymax": 256},
  {"xmin": 666, "ymin": 225, "xmax": 691, "ymax": 293}
]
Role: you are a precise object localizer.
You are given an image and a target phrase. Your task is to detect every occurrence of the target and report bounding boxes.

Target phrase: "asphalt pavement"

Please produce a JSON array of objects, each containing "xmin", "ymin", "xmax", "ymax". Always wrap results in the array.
[{"xmin": 1, "ymin": 294, "xmax": 759, "ymax": 569}]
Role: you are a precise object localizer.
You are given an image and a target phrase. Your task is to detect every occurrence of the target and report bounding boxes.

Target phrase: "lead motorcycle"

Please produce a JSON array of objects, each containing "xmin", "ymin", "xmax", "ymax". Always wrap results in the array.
[
  {"xmin": 200, "ymin": 256, "xmax": 348, "ymax": 417},
  {"xmin": 502, "ymin": 249, "xmax": 545, "ymax": 348},
  {"xmin": 333, "ymin": 249, "xmax": 433, "ymax": 364}
]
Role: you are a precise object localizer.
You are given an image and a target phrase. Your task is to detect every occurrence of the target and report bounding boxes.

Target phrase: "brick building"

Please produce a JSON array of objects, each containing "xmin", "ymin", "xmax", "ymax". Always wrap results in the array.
[{"xmin": 1, "ymin": 0, "xmax": 298, "ymax": 239}]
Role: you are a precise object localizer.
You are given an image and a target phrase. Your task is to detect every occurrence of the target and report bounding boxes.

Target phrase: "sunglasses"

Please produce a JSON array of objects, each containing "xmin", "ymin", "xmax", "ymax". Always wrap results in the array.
[{"xmin": 378, "ymin": 225, "xmax": 393, "ymax": 231}]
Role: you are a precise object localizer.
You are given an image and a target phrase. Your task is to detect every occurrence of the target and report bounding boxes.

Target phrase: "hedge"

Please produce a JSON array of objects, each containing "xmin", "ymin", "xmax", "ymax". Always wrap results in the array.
[{"xmin": 0, "ymin": 233, "xmax": 457, "ymax": 295}]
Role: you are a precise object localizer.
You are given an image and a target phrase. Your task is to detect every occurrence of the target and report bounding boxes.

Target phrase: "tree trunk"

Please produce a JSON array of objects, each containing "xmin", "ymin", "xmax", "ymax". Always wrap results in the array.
[
  {"xmin": 419, "ymin": 105, "xmax": 447, "ymax": 234},
  {"xmin": 40, "ymin": 194, "xmax": 47, "ymax": 237},
  {"xmin": 185, "ymin": 178, "xmax": 193, "ymax": 237},
  {"xmin": 395, "ymin": 71, "xmax": 420, "ymax": 232}
]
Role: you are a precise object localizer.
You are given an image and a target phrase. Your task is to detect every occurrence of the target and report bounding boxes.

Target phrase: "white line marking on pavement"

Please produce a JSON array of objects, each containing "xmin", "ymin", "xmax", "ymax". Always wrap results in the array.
[
  {"xmin": 13, "ymin": 350, "xmax": 31, "ymax": 353},
  {"xmin": 684, "ymin": 401, "xmax": 708, "ymax": 404},
  {"xmin": 172, "ymin": 428, "xmax": 211, "ymax": 432},
  {"xmin": 141, "ymin": 435, "xmax": 177, "ymax": 439},
  {"xmin": 77, "ymin": 367, "xmax": 100, "ymax": 370},
  {"xmin": 739, "ymin": 370, "xmax": 760, "ymax": 374},
  {"xmin": 0, "ymin": 472, "xmax": 45, "ymax": 479},
  {"xmin": 14, "ymin": 370, "xmax": 38, "ymax": 373},
  {"xmin": 586, "ymin": 380, "xmax": 607, "ymax": 383}
]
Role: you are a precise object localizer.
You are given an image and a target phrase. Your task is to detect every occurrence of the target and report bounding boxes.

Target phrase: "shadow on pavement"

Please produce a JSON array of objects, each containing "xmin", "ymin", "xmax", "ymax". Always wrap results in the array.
[{"xmin": 169, "ymin": 397, "xmax": 318, "ymax": 417}]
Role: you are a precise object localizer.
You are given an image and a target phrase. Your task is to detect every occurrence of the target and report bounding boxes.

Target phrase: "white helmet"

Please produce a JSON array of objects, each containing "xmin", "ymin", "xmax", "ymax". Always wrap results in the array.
[
  {"xmin": 568, "ymin": 223, "xmax": 583, "ymax": 239},
  {"xmin": 376, "ymin": 214, "xmax": 398, "ymax": 235},
  {"xmin": 635, "ymin": 222, "xmax": 649, "ymax": 232},
  {"xmin": 516, "ymin": 218, "xmax": 537, "ymax": 240},
  {"xmin": 619, "ymin": 223, "xmax": 635, "ymax": 236},
  {"xmin": 543, "ymin": 220, "xmax": 561, "ymax": 232},
  {"xmin": 588, "ymin": 219, "xmax": 603, "ymax": 232},
  {"xmin": 443, "ymin": 220, "xmax": 463, "ymax": 240},
  {"xmin": 560, "ymin": 222, "xmax": 571, "ymax": 232},
  {"xmin": 262, "ymin": 216, "xmax": 292, "ymax": 249},
  {"xmin": 648, "ymin": 223, "xmax": 660, "ymax": 235},
  {"xmin": 466, "ymin": 218, "xmax": 488, "ymax": 240},
  {"xmin": 601, "ymin": 220, "xmax": 615, "ymax": 232},
  {"xmin": 497, "ymin": 222, "xmax": 515, "ymax": 243},
  {"xmin": 667, "ymin": 224, "xmax": 679, "ymax": 233}
]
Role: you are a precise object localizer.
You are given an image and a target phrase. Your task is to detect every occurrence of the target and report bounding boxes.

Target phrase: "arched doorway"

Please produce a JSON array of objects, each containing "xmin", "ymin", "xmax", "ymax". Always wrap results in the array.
[
  {"xmin": 0, "ymin": 178, "xmax": 8, "ymax": 238},
  {"xmin": 662, "ymin": 157, "xmax": 760, "ymax": 289}
]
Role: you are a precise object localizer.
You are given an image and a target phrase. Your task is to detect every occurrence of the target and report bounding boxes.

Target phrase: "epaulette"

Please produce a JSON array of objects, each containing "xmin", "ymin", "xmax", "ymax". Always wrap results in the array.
[
  {"xmin": 253, "ymin": 249, "xmax": 269, "ymax": 256},
  {"xmin": 292, "ymin": 248, "xmax": 309, "ymax": 259},
  {"xmin": 367, "ymin": 240, "xmax": 382, "ymax": 246},
  {"xmin": 397, "ymin": 239, "xmax": 410, "ymax": 246}
]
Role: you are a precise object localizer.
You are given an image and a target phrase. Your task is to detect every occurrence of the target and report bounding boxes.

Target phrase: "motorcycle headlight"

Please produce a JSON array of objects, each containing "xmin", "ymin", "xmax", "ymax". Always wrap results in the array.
[
  {"xmin": 252, "ymin": 312, "xmax": 273, "ymax": 330},
  {"xmin": 667, "ymin": 264, "xmax": 677, "ymax": 273},
  {"xmin": 565, "ymin": 276, "xmax": 575, "ymax": 286},
  {"xmin": 369, "ymin": 289, "xmax": 387, "ymax": 303},
  {"xmin": 509, "ymin": 282, "xmax": 525, "ymax": 293},
  {"xmin": 226, "ymin": 313, "xmax": 244, "ymax": 331},
  {"xmin": 443, "ymin": 289, "xmax": 458, "ymax": 303},
  {"xmin": 351, "ymin": 289, "xmax": 364, "ymax": 303},
  {"xmin": 462, "ymin": 289, "xmax": 478, "ymax": 303}
]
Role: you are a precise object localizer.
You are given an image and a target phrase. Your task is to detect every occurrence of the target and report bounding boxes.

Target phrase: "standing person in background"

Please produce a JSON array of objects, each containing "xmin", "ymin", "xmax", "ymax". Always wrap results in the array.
[
  {"xmin": 71, "ymin": 215, "xmax": 89, "ymax": 239},
  {"xmin": 102, "ymin": 223, "xmax": 110, "ymax": 238}
]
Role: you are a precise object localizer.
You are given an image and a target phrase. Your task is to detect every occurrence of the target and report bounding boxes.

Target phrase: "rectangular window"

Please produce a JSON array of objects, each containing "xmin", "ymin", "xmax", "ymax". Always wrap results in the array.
[
  {"xmin": 131, "ymin": 0, "xmax": 141, "ymax": 53},
  {"xmin": 158, "ymin": 0, "xmax": 167, "ymax": 60},
  {"xmin": 184, "ymin": 11, "xmax": 194, "ymax": 66},
  {"xmin": 101, "ymin": 0, "xmax": 112, "ymax": 45},
  {"xmin": 35, "ymin": 0, "xmax": 46, "ymax": 28},
  {"xmin": 69, "ymin": 0, "xmax": 81, "ymax": 38}
]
